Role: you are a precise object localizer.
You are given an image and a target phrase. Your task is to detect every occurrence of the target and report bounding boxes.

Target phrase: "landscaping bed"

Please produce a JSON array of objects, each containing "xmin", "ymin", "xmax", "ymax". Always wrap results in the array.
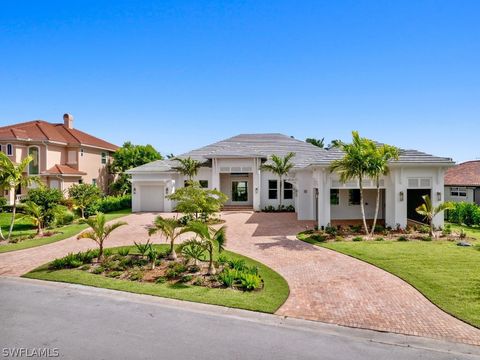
[{"xmin": 23, "ymin": 244, "xmax": 289, "ymax": 313}]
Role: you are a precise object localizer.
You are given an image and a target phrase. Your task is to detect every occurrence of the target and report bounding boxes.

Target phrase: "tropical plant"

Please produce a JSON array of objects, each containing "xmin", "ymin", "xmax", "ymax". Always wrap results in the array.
[
  {"xmin": 147, "ymin": 216, "xmax": 184, "ymax": 260},
  {"xmin": 330, "ymin": 131, "xmax": 374, "ymax": 235},
  {"xmin": 172, "ymin": 157, "xmax": 203, "ymax": 182},
  {"xmin": 77, "ymin": 212, "xmax": 127, "ymax": 260},
  {"xmin": 134, "ymin": 240, "xmax": 152, "ymax": 257},
  {"xmin": 0, "ymin": 153, "xmax": 42, "ymax": 240},
  {"xmin": 415, "ymin": 195, "xmax": 454, "ymax": 238},
  {"xmin": 20, "ymin": 201, "xmax": 62, "ymax": 236},
  {"xmin": 68, "ymin": 183, "xmax": 102, "ymax": 218},
  {"xmin": 182, "ymin": 221, "xmax": 227, "ymax": 275},
  {"xmin": 167, "ymin": 182, "xmax": 227, "ymax": 221},
  {"xmin": 366, "ymin": 144, "xmax": 399, "ymax": 236},
  {"xmin": 306, "ymin": 137, "xmax": 325, "ymax": 148},
  {"xmin": 180, "ymin": 239, "xmax": 206, "ymax": 265},
  {"xmin": 24, "ymin": 187, "xmax": 64, "ymax": 226},
  {"xmin": 109, "ymin": 141, "xmax": 163, "ymax": 195},
  {"xmin": 260, "ymin": 152, "xmax": 295, "ymax": 208},
  {"xmin": 146, "ymin": 246, "xmax": 160, "ymax": 270}
]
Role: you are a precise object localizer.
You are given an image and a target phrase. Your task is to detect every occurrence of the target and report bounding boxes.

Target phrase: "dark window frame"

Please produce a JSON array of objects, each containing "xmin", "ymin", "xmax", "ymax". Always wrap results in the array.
[
  {"xmin": 268, "ymin": 180, "xmax": 278, "ymax": 200},
  {"xmin": 330, "ymin": 189, "xmax": 340, "ymax": 205},
  {"xmin": 283, "ymin": 181, "xmax": 293, "ymax": 199},
  {"xmin": 348, "ymin": 189, "xmax": 361, "ymax": 205}
]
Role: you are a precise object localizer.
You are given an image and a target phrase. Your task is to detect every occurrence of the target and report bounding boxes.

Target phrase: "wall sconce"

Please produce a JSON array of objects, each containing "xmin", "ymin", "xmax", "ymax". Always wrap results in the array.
[
  {"xmin": 399, "ymin": 191, "xmax": 404, "ymax": 202},
  {"xmin": 255, "ymin": 187, "xmax": 258, "ymax": 194},
  {"xmin": 165, "ymin": 187, "xmax": 169, "ymax": 195},
  {"xmin": 437, "ymin": 192, "xmax": 442, "ymax": 201},
  {"xmin": 133, "ymin": 187, "xmax": 136, "ymax": 195}
]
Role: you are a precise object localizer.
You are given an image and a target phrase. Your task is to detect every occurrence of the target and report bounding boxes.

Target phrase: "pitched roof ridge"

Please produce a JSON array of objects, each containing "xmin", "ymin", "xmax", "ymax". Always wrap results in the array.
[
  {"xmin": 0, "ymin": 119, "xmax": 47, "ymax": 130},
  {"xmin": 35, "ymin": 121, "xmax": 52, "ymax": 140},
  {"xmin": 56, "ymin": 123, "xmax": 82, "ymax": 144}
]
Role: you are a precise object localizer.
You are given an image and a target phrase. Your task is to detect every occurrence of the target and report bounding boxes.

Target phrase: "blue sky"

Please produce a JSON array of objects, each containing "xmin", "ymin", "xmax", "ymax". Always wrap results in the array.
[{"xmin": 1, "ymin": 1, "xmax": 479, "ymax": 162}]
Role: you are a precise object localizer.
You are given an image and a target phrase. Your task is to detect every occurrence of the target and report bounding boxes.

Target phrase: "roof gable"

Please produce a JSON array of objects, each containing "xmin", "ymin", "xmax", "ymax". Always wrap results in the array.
[{"xmin": 445, "ymin": 160, "xmax": 480, "ymax": 186}]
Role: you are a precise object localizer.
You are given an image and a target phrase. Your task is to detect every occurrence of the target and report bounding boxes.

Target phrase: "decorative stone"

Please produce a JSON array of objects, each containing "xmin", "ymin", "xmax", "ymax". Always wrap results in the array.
[{"xmin": 457, "ymin": 241, "xmax": 472, "ymax": 247}]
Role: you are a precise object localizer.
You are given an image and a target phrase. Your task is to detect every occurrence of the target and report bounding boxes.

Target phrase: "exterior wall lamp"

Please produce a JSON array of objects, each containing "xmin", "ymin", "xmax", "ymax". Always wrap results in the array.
[
  {"xmin": 133, "ymin": 187, "xmax": 136, "ymax": 195},
  {"xmin": 255, "ymin": 187, "xmax": 258, "ymax": 194},
  {"xmin": 399, "ymin": 191, "xmax": 404, "ymax": 202},
  {"xmin": 437, "ymin": 192, "xmax": 442, "ymax": 201},
  {"xmin": 165, "ymin": 187, "xmax": 169, "ymax": 195}
]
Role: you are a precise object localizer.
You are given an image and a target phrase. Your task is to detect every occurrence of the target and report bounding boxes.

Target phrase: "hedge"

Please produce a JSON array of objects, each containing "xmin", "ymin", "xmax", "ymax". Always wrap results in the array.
[
  {"xmin": 85, "ymin": 195, "xmax": 132, "ymax": 217},
  {"xmin": 446, "ymin": 202, "xmax": 480, "ymax": 226}
]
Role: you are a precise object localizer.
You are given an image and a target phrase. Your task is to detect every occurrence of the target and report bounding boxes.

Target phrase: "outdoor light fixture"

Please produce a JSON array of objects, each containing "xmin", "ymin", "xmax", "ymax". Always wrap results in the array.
[
  {"xmin": 255, "ymin": 187, "xmax": 258, "ymax": 194},
  {"xmin": 399, "ymin": 191, "xmax": 404, "ymax": 202},
  {"xmin": 165, "ymin": 187, "xmax": 169, "ymax": 195},
  {"xmin": 437, "ymin": 192, "xmax": 442, "ymax": 201},
  {"xmin": 133, "ymin": 187, "xmax": 136, "ymax": 195}
]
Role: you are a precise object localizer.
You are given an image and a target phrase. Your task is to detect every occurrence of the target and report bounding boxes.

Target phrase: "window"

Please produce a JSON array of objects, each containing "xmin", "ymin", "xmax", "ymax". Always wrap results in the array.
[
  {"xmin": 348, "ymin": 189, "xmax": 361, "ymax": 205},
  {"xmin": 330, "ymin": 189, "xmax": 340, "ymax": 205},
  {"xmin": 7, "ymin": 144, "xmax": 13, "ymax": 156},
  {"xmin": 28, "ymin": 147, "xmax": 39, "ymax": 175},
  {"xmin": 78, "ymin": 179, "xmax": 83, "ymax": 184},
  {"xmin": 199, "ymin": 180, "xmax": 208, "ymax": 188},
  {"xmin": 450, "ymin": 187, "xmax": 467, "ymax": 197},
  {"xmin": 92, "ymin": 179, "xmax": 97, "ymax": 186},
  {"xmin": 283, "ymin": 181, "xmax": 293, "ymax": 199},
  {"xmin": 268, "ymin": 180, "xmax": 278, "ymax": 199},
  {"xmin": 80, "ymin": 148, "xmax": 84, "ymax": 157},
  {"xmin": 232, "ymin": 181, "xmax": 248, "ymax": 202},
  {"xmin": 0, "ymin": 144, "xmax": 2, "ymax": 152},
  {"xmin": 101, "ymin": 152, "xmax": 107, "ymax": 164}
]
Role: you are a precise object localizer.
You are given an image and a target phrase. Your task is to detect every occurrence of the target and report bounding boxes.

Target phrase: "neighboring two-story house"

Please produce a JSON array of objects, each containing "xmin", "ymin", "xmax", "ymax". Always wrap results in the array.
[
  {"xmin": 445, "ymin": 160, "xmax": 480, "ymax": 205},
  {"xmin": 0, "ymin": 114, "xmax": 118, "ymax": 204}
]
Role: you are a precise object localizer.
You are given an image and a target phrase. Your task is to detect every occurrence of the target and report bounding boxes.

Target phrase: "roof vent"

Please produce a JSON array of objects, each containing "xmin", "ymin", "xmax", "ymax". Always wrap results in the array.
[{"xmin": 63, "ymin": 113, "xmax": 74, "ymax": 129}]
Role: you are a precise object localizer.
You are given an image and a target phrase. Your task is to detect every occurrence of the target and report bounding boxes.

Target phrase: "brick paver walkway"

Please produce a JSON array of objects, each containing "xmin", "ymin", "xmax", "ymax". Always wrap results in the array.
[{"xmin": 1, "ymin": 211, "xmax": 479, "ymax": 345}]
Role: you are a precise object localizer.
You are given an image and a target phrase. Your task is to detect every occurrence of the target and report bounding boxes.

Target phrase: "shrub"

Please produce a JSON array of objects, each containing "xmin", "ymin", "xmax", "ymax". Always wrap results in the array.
[
  {"xmin": 91, "ymin": 266, "xmax": 104, "ymax": 274},
  {"xmin": 442, "ymin": 224, "xmax": 452, "ymax": 236},
  {"xmin": 240, "ymin": 273, "xmax": 262, "ymax": 291},
  {"xmin": 310, "ymin": 234, "xmax": 327, "ymax": 243},
  {"xmin": 335, "ymin": 235, "xmax": 345, "ymax": 242},
  {"xmin": 55, "ymin": 207, "xmax": 75, "ymax": 226},
  {"xmin": 117, "ymin": 248, "xmax": 130, "ymax": 257},
  {"xmin": 188, "ymin": 265, "xmax": 201, "ymax": 273},
  {"xmin": 79, "ymin": 264, "xmax": 91, "ymax": 271},
  {"xmin": 325, "ymin": 226, "xmax": 337, "ymax": 236},
  {"xmin": 134, "ymin": 240, "xmax": 152, "ymax": 257},
  {"xmin": 129, "ymin": 270, "xmax": 144, "ymax": 281},
  {"xmin": 24, "ymin": 187, "xmax": 64, "ymax": 226},
  {"xmin": 447, "ymin": 202, "xmax": 480, "ymax": 226},
  {"xmin": 460, "ymin": 229, "xmax": 467, "ymax": 239},
  {"xmin": 349, "ymin": 225, "xmax": 362, "ymax": 233},
  {"xmin": 178, "ymin": 214, "xmax": 194, "ymax": 225},
  {"xmin": 192, "ymin": 277, "xmax": 204, "ymax": 286},
  {"xmin": 180, "ymin": 275, "xmax": 193, "ymax": 283},
  {"xmin": 155, "ymin": 276, "xmax": 167, "ymax": 284},
  {"xmin": 352, "ymin": 236, "xmax": 363, "ymax": 242},
  {"xmin": 227, "ymin": 259, "xmax": 246, "ymax": 271},
  {"xmin": 418, "ymin": 225, "xmax": 430, "ymax": 234},
  {"xmin": 373, "ymin": 225, "xmax": 385, "ymax": 234},
  {"xmin": 181, "ymin": 240, "xmax": 206, "ymax": 265},
  {"xmin": 218, "ymin": 268, "xmax": 237, "ymax": 287},
  {"xmin": 422, "ymin": 236, "xmax": 432, "ymax": 241},
  {"xmin": 397, "ymin": 236, "xmax": 408, "ymax": 241},
  {"xmin": 217, "ymin": 254, "xmax": 228, "ymax": 265},
  {"xmin": 49, "ymin": 251, "xmax": 94, "ymax": 270},
  {"xmin": 0, "ymin": 196, "xmax": 7, "ymax": 208},
  {"xmin": 106, "ymin": 271, "xmax": 122, "ymax": 278},
  {"xmin": 103, "ymin": 249, "xmax": 113, "ymax": 258},
  {"xmin": 375, "ymin": 237, "xmax": 384, "ymax": 241},
  {"xmin": 85, "ymin": 195, "xmax": 132, "ymax": 217}
]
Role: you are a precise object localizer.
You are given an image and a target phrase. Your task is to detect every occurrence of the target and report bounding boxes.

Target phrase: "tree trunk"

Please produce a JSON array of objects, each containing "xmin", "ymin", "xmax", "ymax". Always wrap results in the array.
[
  {"xmin": 7, "ymin": 193, "xmax": 17, "ymax": 240},
  {"xmin": 370, "ymin": 179, "xmax": 381, "ymax": 237},
  {"xmin": 279, "ymin": 176, "xmax": 283, "ymax": 209},
  {"xmin": 0, "ymin": 224, "xmax": 5, "ymax": 241},
  {"xmin": 98, "ymin": 242, "xmax": 104, "ymax": 262},
  {"xmin": 358, "ymin": 178, "xmax": 369, "ymax": 236},
  {"xmin": 430, "ymin": 219, "xmax": 435, "ymax": 238},
  {"xmin": 81, "ymin": 208, "xmax": 85, "ymax": 219},
  {"xmin": 37, "ymin": 223, "xmax": 43, "ymax": 237},
  {"xmin": 168, "ymin": 239, "xmax": 177, "ymax": 260},
  {"xmin": 207, "ymin": 249, "xmax": 216, "ymax": 275}
]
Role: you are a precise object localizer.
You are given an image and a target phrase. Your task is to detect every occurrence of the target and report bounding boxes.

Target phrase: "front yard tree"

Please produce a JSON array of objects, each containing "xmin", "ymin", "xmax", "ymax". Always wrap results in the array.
[
  {"xmin": 183, "ymin": 221, "xmax": 227, "ymax": 275},
  {"xmin": 167, "ymin": 182, "xmax": 228, "ymax": 221},
  {"xmin": 415, "ymin": 195, "xmax": 454, "ymax": 238},
  {"xmin": 306, "ymin": 137, "xmax": 325, "ymax": 148},
  {"xmin": 0, "ymin": 153, "xmax": 41, "ymax": 240},
  {"xmin": 148, "ymin": 216, "xmax": 184, "ymax": 260},
  {"xmin": 172, "ymin": 157, "xmax": 203, "ymax": 182},
  {"xmin": 21, "ymin": 201, "xmax": 61, "ymax": 236},
  {"xmin": 330, "ymin": 131, "xmax": 373, "ymax": 236},
  {"xmin": 77, "ymin": 212, "xmax": 127, "ymax": 261},
  {"xmin": 68, "ymin": 183, "xmax": 101, "ymax": 218},
  {"xmin": 110, "ymin": 142, "xmax": 162, "ymax": 195},
  {"xmin": 367, "ymin": 144, "xmax": 399, "ymax": 236},
  {"xmin": 261, "ymin": 152, "xmax": 295, "ymax": 209}
]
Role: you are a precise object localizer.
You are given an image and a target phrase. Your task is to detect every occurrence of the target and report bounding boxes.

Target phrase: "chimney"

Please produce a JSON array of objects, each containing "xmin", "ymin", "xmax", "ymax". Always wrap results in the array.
[{"xmin": 63, "ymin": 113, "xmax": 74, "ymax": 129}]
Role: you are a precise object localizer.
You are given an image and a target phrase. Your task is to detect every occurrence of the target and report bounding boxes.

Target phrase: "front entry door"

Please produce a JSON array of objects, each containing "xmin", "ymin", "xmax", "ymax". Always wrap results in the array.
[{"xmin": 232, "ymin": 181, "xmax": 248, "ymax": 202}]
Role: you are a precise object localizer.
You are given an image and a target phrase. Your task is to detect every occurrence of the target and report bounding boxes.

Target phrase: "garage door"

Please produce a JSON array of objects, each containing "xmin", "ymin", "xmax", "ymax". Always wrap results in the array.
[{"xmin": 139, "ymin": 185, "xmax": 165, "ymax": 212}]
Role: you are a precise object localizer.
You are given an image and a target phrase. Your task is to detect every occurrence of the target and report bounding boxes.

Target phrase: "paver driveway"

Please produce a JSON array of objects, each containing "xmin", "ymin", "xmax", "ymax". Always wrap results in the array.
[{"xmin": 1, "ymin": 211, "xmax": 479, "ymax": 346}]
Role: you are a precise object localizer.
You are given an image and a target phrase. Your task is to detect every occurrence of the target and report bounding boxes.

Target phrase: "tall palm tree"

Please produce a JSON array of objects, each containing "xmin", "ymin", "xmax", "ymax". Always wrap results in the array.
[
  {"xmin": 416, "ymin": 195, "xmax": 454, "ymax": 238},
  {"xmin": 261, "ymin": 152, "xmax": 295, "ymax": 208},
  {"xmin": 182, "ymin": 221, "xmax": 226, "ymax": 275},
  {"xmin": 367, "ymin": 144, "xmax": 399, "ymax": 236},
  {"xmin": 0, "ymin": 153, "xmax": 41, "ymax": 240},
  {"xmin": 306, "ymin": 137, "xmax": 325, "ymax": 148},
  {"xmin": 330, "ymin": 131, "xmax": 373, "ymax": 235},
  {"xmin": 172, "ymin": 157, "xmax": 202, "ymax": 182},
  {"xmin": 148, "ymin": 216, "xmax": 184, "ymax": 260},
  {"xmin": 77, "ymin": 212, "xmax": 127, "ymax": 261}
]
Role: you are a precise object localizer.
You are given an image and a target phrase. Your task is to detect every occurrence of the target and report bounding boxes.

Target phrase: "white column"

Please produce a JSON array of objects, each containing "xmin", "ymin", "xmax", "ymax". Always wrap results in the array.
[
  {"xmin": 318, "ymin": 169, "xmax": 331, "ymax": 228},
  {"xmin": 211, "ymin": 158, "xmax": 220, "ymax": 191},
  {"xmin": 432, "ymin": 167, "xmax": 445, "ymax": 228},
  {"xmin": 164, "ymin": 180, "xmax": 175, "ymax": 212},
  {"xmin": 252, "ymin": 158, "xmax": 261, "ymax": 211}
]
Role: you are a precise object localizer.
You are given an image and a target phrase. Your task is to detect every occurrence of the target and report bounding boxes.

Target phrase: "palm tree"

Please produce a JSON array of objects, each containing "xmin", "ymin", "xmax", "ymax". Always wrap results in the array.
[
  {"xmin": 367, "ymin": 144, "xmax": 399, "ymax": 236},
  {"xmin": 0, "ymin": 153, "xmax": 41, "ymax": 240},
  {"xmin": 147, "ymin": 216, "xmax": 184, "ymax": 260},
  {"xmin": 261, "ymin": 152, "xmax": 295, "ymax": 208},
  {"xmin": 21, "ymin": 201, "xmax": 48, "ymax": 236},
  {"xmin": 77, "ymin": 212, "xmax": 127, "ymax": 261},
  {"xmin": 330, "ymin": 131, "xmax": 373, "ymax": 235},
  {"xmin": 183, "ymin": 221, "xmax": 226, "ymax": 275},
  {"xmin": 172, "ymin": 157, "xmax": 202, "ymax": 182},
  {"xmin": 415, "ymin": 195, "xmax": 454, "ymax": 238},
  {"xmin": 306, "ymin": 138, "xmax": 325, "ymax": 148}
]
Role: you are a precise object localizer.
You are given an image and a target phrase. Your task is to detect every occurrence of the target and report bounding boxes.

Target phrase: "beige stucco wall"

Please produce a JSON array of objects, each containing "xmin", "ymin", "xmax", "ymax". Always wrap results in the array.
[{"xmin": 78, "ymin": 147, "xmax": 112, "ymax": 192}]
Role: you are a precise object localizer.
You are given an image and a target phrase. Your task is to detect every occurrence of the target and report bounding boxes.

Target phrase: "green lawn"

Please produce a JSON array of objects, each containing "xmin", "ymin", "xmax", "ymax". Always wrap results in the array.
[
  {"xmin": 23, "ymin": 245, "xmax": 290, "ymax": 313},
  {"xmin": 447, "ymin": 222, "xmax": 480, "ymax": 241},
  {"xmin": 0, "ymin": 209, "xmax": 131, "ymax": 253},
  {"xmin": 321, "ymin": 240, "xmax": 480, "ymax": 328}
]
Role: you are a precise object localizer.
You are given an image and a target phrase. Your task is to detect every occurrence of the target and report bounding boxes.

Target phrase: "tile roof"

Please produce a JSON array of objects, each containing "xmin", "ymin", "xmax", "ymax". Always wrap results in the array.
[
  {"xmin": 0, "ymin": 120, "xmax": 118, "ymax": 151},
  {"xmin": 127, "ymin": 133, "xmax": 453, "ymax": 174},
  {"xmin": 445, "ymin": 160, "xmax": 480, "ymax": 186},
  {"xmin": 42, "ymin": 164, "xmax": 87, "ymax": 176}
]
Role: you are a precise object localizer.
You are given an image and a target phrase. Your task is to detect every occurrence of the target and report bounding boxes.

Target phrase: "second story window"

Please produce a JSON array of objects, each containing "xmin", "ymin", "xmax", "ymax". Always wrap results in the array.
[
  {"xmin": 0, "ymin": 144, "xmax": 2, "ymax": 152},
  {"xmin": 7, "ymin": 144, "xmax": 13, "ymax": 156},
  {"xmin": 101, "ymin": 152, "xmax": 107, "ymax": 164},
  {"xmin": 28, "ymin": 147, "xmax": 39, "ymax": 175}
]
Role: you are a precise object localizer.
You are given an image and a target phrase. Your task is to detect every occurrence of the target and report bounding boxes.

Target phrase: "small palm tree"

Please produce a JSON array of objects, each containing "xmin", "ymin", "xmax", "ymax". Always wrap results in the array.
[
  {"xmin": 148, "ymin": 216, "xmax": 184, "ymax": 260},
  {"xmin": 330, "ymin": 131, "xmax": 373, "ymax": 235},
  {"xmin": 416, "ymin": 195, "xmax": 454, "ymax": 238},
  {"xmin": 21, "ymin": 201, "xmax": 50, "ymax": 236},
  {"xmin": 172, "ymin": 157, "xmax": 203, "ymax": 182},
  {"xmin": 77, "ymin": 212, "xmax": 127, "ymax": 261},
  {"xmin": 306, "ymin": 138, "xmax": 325, "ymax": 148},
  {"xmin": 367, "ymin": 144, "xmax": 399, "ymax": 236},
  {"xmin": 0, "ymin": 153, "xmax": 41, "ymax": 240},
  {"xmin": 261, "ymin": 152, "xmax": 295, "ymax": 208},
  {"xmin": 182, "ymin": 221, "xmax": 226, "ymax": 275}
]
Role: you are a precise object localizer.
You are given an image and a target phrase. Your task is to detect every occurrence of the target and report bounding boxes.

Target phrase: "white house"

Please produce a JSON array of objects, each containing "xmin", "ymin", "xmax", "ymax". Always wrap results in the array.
[{"xmin": 126, "ymin": 134, "xmax": 454, "ymax": 229}]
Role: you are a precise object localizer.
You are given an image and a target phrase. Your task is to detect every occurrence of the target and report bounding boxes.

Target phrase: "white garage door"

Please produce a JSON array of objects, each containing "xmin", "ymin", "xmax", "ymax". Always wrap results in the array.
[{"xmin": 139, "ymin": 185, "xmax": 165, "ymax": 212}]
